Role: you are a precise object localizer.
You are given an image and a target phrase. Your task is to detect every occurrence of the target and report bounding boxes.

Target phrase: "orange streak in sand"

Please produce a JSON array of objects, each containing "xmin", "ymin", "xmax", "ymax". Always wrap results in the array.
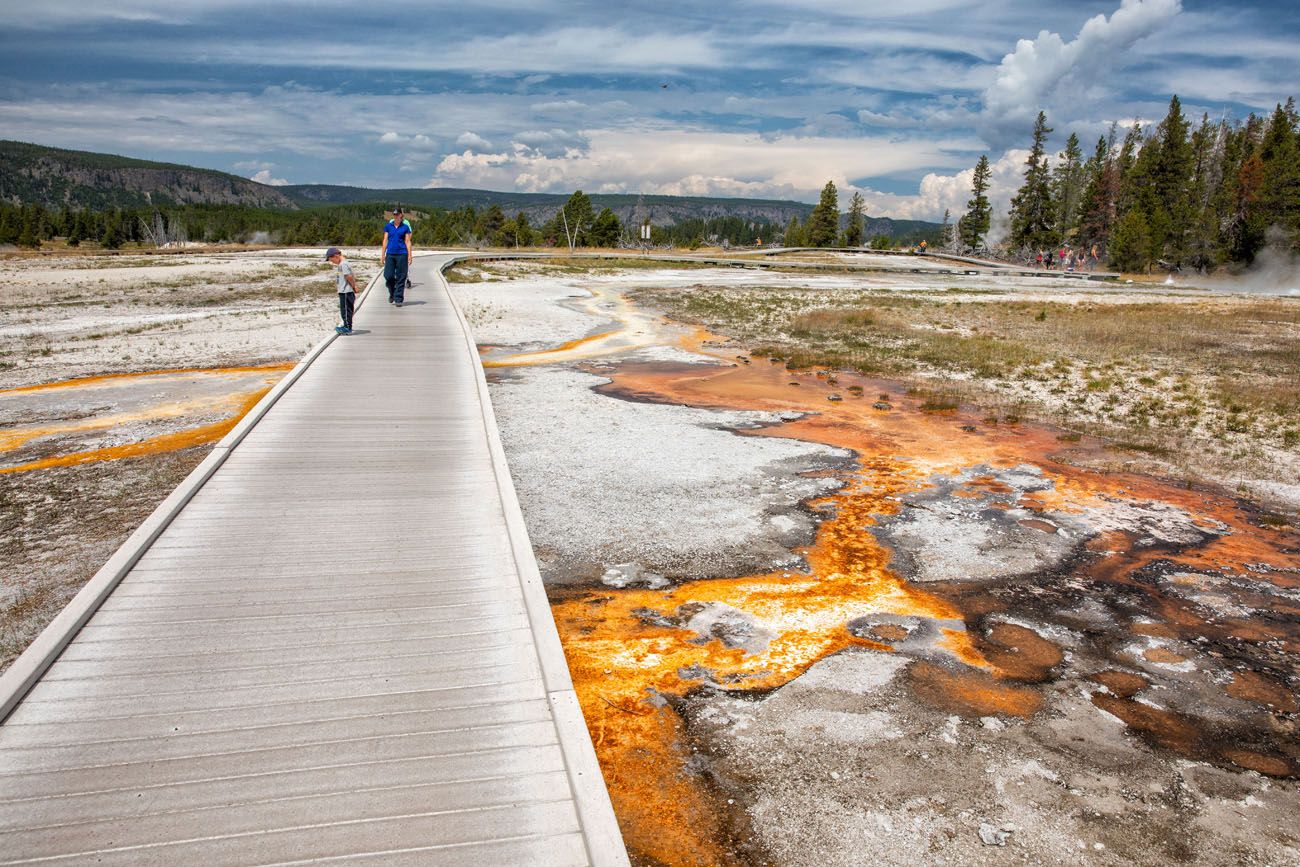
[
  {"xmin": 0, "ymin": 388, "xmax": 273, "ymax": 475},
  {"xmin": 482, "ymin": 330, "xmax": 617, "ymax": 367},
  {"xmin": 0, "ymin": 363, "xmax": 292, "ymax": 474}
]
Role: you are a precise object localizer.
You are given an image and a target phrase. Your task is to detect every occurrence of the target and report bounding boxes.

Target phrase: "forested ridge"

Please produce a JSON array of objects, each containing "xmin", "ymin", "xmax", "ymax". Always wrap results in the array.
[
  {"xmin": 1, "ymin": 140, "xmax": 942, "ymax": 251},
  {"xmin": 0, "ymin": 195, "xmax": 791, "ymax": 250},
  {"xmin": 0, "ymin": 189, "xmax": 939, "ymax": 251}
]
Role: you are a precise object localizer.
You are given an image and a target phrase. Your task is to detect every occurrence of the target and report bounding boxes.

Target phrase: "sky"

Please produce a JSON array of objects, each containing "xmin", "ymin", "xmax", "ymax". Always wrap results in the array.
[{"xmin": 0, "ymin": 0, "xmax": 1296, "ymax": 220}]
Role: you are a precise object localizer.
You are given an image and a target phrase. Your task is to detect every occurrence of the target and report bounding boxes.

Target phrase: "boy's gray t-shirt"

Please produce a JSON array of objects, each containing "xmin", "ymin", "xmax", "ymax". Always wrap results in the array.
[{"xmin": 335, "ymin": 260, "xmax": 355, "ymax": 294}]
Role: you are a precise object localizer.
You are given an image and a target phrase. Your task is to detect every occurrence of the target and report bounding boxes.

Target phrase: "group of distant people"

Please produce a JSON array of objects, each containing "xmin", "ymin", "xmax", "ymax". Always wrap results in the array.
[
  {"xmin": 1034, "ymin": 245, "xmax": 1099, "ymax": 272},
  {"xmin": 323, "ymin": 206, "xmax": 413, "ymax": 334}
]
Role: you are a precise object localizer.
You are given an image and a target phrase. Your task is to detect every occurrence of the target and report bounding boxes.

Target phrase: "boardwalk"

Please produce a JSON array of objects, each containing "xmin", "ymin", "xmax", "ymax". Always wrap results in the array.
[{"xmin": 0, "ymin": 254, "xmax": 629, "ymax": 866}]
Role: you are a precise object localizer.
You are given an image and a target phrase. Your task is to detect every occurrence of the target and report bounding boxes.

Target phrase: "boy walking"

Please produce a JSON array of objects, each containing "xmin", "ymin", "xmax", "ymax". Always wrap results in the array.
[
  {"xmin": 326, "ymin": 247, "xmax": 359, "ymax": 334},
  {"xmin": 381, "ymin": 207, "xmax": 412, "ymax": 306}
]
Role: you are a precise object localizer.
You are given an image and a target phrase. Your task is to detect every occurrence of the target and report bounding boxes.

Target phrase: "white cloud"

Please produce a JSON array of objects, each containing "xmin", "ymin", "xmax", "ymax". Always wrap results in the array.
[
  {"xmin": 455, "ymin": 131, "xmax": 492, "ymax": 152},
  {"xmin": 905, "ymin": 149, "xmax": 1029, "ymax": 221},
  {"xmin": 429, "ymin": 127, "xmax": 977, "ymax": 204},
  {"xmin": 530, "ymin": 99, "xmax": 586, "ymax": 113},
  {"xmin": 144, "ymin": 26, "xmax": 727, "ymax": 75},
  {"xmin": 979, "ymin": 0, "xmax": 1183, "ymax": 147},
  {"xmin": 812, "ymin": 52, "xmax": 992, "ymax": 95},
  {"xmin": 0, "ymin": 84, "xmax": 352, "ymax": 159},
  {"xmin": 250, "ymin": 168, "xmax": 289, "ymax": 185},
  {"xmin": 513, "ymin": 128, "xmax": 591, "ymax": 158}
]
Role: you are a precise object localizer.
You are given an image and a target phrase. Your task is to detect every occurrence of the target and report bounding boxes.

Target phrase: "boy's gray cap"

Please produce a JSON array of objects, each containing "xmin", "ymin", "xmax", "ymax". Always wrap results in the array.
[
  {"xmin": 392, "ymin": 206, "xmax": 403, "ymax": 214},
  {"xmin": 324, "ymin": 246, "xmax": 342, "ymax": 259}
]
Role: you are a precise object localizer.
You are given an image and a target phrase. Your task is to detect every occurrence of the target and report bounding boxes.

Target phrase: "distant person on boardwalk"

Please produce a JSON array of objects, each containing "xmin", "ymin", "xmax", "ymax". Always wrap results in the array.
[
  {"xmin": 1036, "ymin": 250, "xmax": 1044, "ymax": 269},
  {"xmin": 381, "ymin": 207, "xmax": 412, "ymax": 306},
  {"xmin": 918, "ymin": 239, "xmax": 927, "ymax": 255},
  {"xmin": 326, "ymin": 246, "xmax": 359, "ymax": 334}
]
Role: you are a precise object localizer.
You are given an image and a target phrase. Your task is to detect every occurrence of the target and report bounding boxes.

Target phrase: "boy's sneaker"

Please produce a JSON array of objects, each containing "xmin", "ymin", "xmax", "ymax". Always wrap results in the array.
[
  {"xmin": 395, "ymin": 301, "xmax": 403, "ymax": 307},
  {"xmin": 341, "ymin": 327, "xmax": 352, "ymax": 335},
  {"xmin": 334, "ymin": 326, "xmax": 344, "ymax": 333}
]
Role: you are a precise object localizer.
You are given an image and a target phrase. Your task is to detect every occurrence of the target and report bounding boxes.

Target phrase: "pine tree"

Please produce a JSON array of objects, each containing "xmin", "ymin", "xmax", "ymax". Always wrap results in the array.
[
  {"xmin": 959, "ymin": 154, "xmax": 993, "ymax": 250},
  {"xmin": 782, "ymin": 215, "xmax": 805, "ymax": 246},
  {"xmin": 476, "ymin": 204, "xmax": 505, "ymax": 242},
  {"xmin": 0, "ymin": 207, "xmax": 17, "ymax": 245},
  {"xmin": 16, "ymin": 219, "xmax": 40, "ymax": 249},
  {"xmin": 1052, "ymin": 133, "xmax": 1085, "ymax": 241},
  {"xmin": 589, "ymin": 208, "xmax": 622, "ymax": 247},
  {"xmin": 1258, "ymin": 99, "xmax": 1300, "ymax": 245},
  {"xmin": 938, "ymin": 209, "xmax": 953, "ymax": 250},
  {"xmin": 806, "ymin": 181, "xmax": 840, "ymax": 247},
  {"xmin": 844, "ymin": 192, "xmax": 866, "ymax": 247},
  {"xmin": 100, "ymin": 213, "xmax": 124, "ymax": 249},
  {"xmin": 1077, "ymin": 134, "xmax": 1117, "ymax": 254},
  {"xmin": 1114, "ymin": 122, "xmax": 1144, "ymax": 216},
  {"xmin": 1185, "ymin": 115, "xmax": 1227, "ymax": 271},
  {"xmin": 1117, "ymin": 123, "xmax": 1170, "ymax": 267},
  {"xmin": 1150, "ymin": 95, "xmax": 1194, "ymax": 264},
  {"xmin": 1109, "ymin": 206, "xmax": 1153, "ymax": 272},
  {"xmin": 556, "ymin": 190, "xmax": 594, "ymax": 249},
  {"xmin": 1008, "ymin": 112, "xmax": 1058, "ymax": 252},
  {"xmin": 1211, "ymin": 119, "xmax": 1248, "ymax": 263},
  {"xmin": 513, "ymin": 211, "xmax": 533, "ymax": 247},
  {"xmin": 67, "ymin": 212, "xmax": 85, "ymax": 247}
]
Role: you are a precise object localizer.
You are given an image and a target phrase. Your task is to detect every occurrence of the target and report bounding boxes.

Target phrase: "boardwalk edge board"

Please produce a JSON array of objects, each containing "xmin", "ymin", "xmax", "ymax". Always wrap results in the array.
[{"xmin": 0, "ymin": 273, "xmax": 382, "ymax": 722}]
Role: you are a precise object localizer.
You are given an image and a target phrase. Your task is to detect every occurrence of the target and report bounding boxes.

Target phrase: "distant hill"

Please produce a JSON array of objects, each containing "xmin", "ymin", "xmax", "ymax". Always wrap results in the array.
[
  {"xmin": 0, "ymin": 140, "xmax": 296, "ymax": 210},
  {"xmin": 283, "ymin": 184, "xmax": 813, "ymax": 227},
  {"xmin": 283, "ymin": 185, "xmax": 937, "ymax": 238},
  {"xmin": 0, "ymin": 140, "xmax": 939, "ymax": 238}
]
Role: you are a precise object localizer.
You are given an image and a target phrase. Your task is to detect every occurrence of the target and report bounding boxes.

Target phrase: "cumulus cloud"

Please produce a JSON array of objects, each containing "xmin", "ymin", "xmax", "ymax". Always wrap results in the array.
[
  {"xmin": 455, "ymin": 131, "xmax": 492, "ymax": 152},
  {"xmin": 380, "ymin": 131, "xmax": 437, "ymax": 150},
  {"xmin": 908, "ymin": 149, "xmax": 1030, "ymax": 221},
  {"xmin": 512, "ymin": 129, "xmax": 591, "ymax": 158},
  {"xmin": 979, "ymin": 0, "xmax": 1182, "ymax": 147},
  {"xmin": 428, "ymin": 127, "xmax": 975, "ymax": 202},
  {"xmin": 250, "ymin": 168, "xmax": 289, "ymax": 185}
]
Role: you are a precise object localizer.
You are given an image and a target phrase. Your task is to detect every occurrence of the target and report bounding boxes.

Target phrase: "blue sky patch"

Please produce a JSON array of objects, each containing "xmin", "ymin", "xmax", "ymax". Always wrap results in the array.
[{"xmin": 0, "ymin": 0, "xmax": 1294, "ymax": 219}]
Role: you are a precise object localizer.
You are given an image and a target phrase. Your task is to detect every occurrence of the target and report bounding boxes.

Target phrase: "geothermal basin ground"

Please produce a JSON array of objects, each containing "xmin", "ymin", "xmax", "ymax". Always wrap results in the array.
[
  {"xmin": 452, "ymin": 256, "xmax": 1299, "ymax": 866},
  {"xmin": 0, "ymin": 250, "xmax": 1296, "ymax": 866}
]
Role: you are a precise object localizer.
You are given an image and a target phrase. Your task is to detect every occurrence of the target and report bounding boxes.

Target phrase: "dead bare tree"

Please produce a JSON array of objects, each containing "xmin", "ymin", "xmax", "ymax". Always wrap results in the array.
[{"xmin": 138, "ymin": 212, "xmax": 187, "ymax": 247}]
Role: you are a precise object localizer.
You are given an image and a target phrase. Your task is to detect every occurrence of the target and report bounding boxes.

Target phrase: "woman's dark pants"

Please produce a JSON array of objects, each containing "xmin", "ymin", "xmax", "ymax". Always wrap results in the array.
[{"xmin": 384, "ymin": 255, "xmax": 408, "ymax": 303}]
